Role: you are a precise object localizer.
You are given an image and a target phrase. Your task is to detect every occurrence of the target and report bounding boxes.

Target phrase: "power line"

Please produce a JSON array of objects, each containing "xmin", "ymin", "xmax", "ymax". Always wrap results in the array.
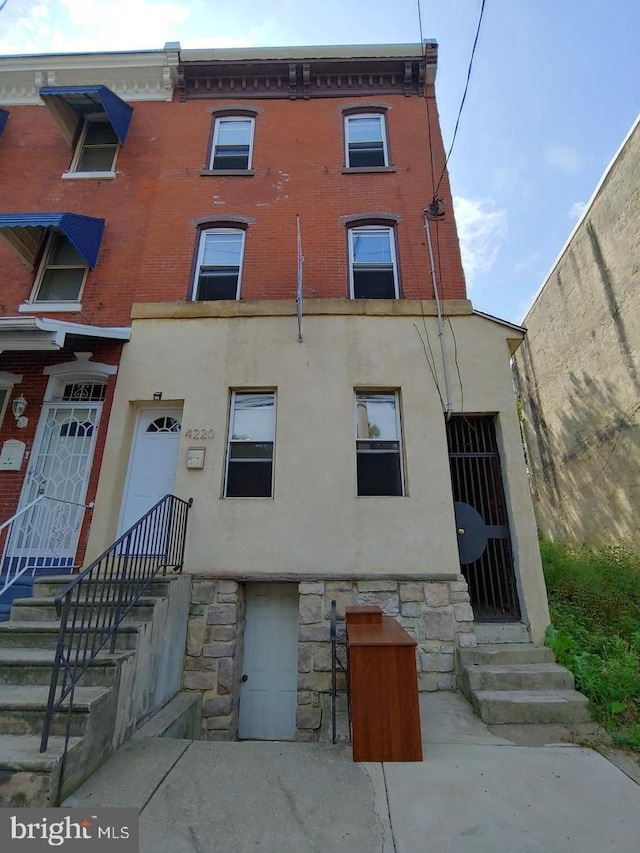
[{"xmin": 435, "ymin": 0, "xmax": 487, "ymax": 198}]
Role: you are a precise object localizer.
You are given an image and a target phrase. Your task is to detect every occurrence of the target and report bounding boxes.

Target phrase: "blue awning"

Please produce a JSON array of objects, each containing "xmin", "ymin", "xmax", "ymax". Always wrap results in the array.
[
  {"xmin": 0, "ymin": 109, "xmax": 8, "ymax": 139},
  {"xmin": 39, "ymin": 85, "xmax": 133, "ymax": 146},
  {"xmin": 0, "ymin": 213, "xmax": 105, "ymax": 269}
]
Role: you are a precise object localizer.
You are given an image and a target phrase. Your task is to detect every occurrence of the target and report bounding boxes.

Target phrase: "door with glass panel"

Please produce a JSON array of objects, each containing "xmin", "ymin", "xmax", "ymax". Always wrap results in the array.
[{"xmin": 7, "ymin": 382, "xmax": 105, "ymax": 572}]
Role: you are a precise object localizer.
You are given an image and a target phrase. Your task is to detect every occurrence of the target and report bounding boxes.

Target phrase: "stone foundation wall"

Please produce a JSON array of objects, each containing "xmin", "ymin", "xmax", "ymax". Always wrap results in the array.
[
  {"xmin": 182, "ymin": 575, "xmax": 475, "ymax": 742},
  {"xmin": 296, "ymin": 576, "xmax": 476, "ymax": 741},
  {"xmin": 183, "ymin": 579, "xmax": 246, "ymax": 740}
]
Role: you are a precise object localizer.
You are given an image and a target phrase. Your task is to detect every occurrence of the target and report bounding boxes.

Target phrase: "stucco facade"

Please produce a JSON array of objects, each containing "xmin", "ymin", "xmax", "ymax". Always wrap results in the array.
[{"xmin": 514, "ymin": 116, "xmax": 640, "ymax": 550}]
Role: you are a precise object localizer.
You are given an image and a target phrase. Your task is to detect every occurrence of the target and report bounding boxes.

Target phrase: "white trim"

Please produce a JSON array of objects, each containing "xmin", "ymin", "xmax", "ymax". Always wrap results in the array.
[
  {"xmin": 192, "ymin": 228, "xmax": 246, "ymax": 301},
  {"xmin": 209, "ymin": 116, "xmax": 255, "ymax": 171},
  {"xmin": 520, "ymin": 113, "xmax": 640, "ymax": 323},
  {"xmin": 43, "ymin": 352, "xmax": 117, "ymax": 401},
  {"xmin": 68, "ymin": 114, "xmax": 120, "ymax": 175},
  {"xmin": 29, "ymin": 231, "xmax": 89, "ymax": 305},
  {"xmin": 344, "ymin": 113, "xmax": 389, "ymax": 168},
  {"xmin": 19, "ymin": 301, "xmax": 82, "ymax": 313},
  {"xmin": 0, "ymin": 317, "xmax": 131, "ymax": 352},
  {"xmin": 354, "ymin": 390, "xmax": 405, "ymax": 497},
  {"xmin": 224, "ymin": 390, "xmax": 276, "ymax": 499},
  {"xmin": 348, "ymin": 225, "xmax": 399, "ymax": 299}
]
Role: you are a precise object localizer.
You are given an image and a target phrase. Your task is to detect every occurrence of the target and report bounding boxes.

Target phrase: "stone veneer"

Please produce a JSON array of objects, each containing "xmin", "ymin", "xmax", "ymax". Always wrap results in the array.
[{"xmin": 183, "ymin": 575, "xmax": 476, "ymax": 741}]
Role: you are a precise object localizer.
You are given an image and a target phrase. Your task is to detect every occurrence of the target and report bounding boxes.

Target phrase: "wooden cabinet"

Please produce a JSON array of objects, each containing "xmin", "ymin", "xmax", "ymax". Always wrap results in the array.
[{"xmin": 346, "ymin": 607, "xmax": 423, "ymax": 762}]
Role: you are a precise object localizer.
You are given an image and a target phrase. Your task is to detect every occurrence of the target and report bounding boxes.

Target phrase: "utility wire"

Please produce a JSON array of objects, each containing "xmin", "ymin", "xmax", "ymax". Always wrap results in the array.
[{"xmin": 435, "ymin": 0, "xmax": 487, "ymax": 197}]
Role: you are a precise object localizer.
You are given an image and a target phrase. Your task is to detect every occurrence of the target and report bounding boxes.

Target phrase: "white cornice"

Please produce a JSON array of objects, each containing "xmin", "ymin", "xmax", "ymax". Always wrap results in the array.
[{"xmin": 0, "ymin": 46, "xmax": 180, "ymax": 106}]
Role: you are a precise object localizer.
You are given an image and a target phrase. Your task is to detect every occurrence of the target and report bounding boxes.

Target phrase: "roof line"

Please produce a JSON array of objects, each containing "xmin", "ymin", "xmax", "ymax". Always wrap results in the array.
[{"xmin": 472, "ymin": 309, "xmax": 526, "ymax": 334}]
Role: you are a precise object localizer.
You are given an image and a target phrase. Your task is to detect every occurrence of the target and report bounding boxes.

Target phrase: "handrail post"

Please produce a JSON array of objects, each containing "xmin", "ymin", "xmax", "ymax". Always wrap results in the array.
[
  {"xmin": 41, "ymin": 592, "xmax": 72, "ymax": 753},
  {"xmin": 330, "ymin": 599, "xmax": 337, "ymax": 745}
]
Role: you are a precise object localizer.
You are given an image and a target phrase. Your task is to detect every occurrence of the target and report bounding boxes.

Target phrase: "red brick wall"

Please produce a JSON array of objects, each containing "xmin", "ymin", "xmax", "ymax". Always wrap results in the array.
[
  {"xmin": 0, "ymin": 345, "xmax": 122, "ymax": 564},
  {"xmin": 0, "ymin": 86, "xmax": 466, "ymax": 321}
]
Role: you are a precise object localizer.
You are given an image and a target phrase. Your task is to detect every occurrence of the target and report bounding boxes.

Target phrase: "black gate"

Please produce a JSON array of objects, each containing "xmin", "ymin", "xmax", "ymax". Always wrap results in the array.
[{"xmin": 446, "ymin": 415, "xmax": 520, "ymax": 621}]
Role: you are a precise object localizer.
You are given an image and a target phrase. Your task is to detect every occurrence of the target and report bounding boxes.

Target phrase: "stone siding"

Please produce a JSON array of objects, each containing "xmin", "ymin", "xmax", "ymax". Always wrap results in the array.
[{"xmin": 183, "ymin": 575, "xmax": 476, "ymax": 742}]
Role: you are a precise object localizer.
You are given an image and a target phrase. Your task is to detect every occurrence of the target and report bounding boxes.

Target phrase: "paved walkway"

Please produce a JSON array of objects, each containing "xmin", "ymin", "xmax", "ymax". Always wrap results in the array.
[{"xmin": 64, "ymin": 693, "xmax": 640, "ymax": 852}]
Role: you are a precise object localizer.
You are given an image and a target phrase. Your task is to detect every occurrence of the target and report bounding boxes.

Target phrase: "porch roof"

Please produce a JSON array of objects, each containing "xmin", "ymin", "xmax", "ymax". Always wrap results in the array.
[{"xmin": 0, "ymin": 317, "xmax": 130, "ymax": 352}]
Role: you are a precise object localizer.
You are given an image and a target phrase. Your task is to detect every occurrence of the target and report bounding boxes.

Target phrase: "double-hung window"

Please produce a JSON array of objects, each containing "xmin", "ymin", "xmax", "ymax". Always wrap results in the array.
[
  {"xmin": 225, "ymin": 392, "xmax": 276, "ymax": 498},
  {"xmin": 193, "ymin": 229, "xmax": 245, "ymax": 300},
  {"xmin": 349, "ymin": 226, "xmax": 399, "ymax": 299},
  {"xmin": 355, "ymin": 392, "xmax": 404, "ymax": 496},
  {"xmin": 210, "ymin": 117, "xmax": 255, "ymax": 170},
  {"xmin": 32, "ymin": 233, "xmax": 89, "ymax": 303},
  {"xmin": 345, "ymin": 114, "xmax": 388, "ymax": 168},
  {"xmin": 70, "ymin": 116, "xmax": 119, "ymax": 173}
]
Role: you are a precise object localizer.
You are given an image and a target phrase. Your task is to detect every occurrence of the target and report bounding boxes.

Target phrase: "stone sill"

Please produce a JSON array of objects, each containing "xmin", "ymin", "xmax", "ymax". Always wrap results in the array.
[
  {"xmin": 342, "ymin": 166, "xmax": 396, "ymax": 174},
  {"xmin": 131, "ymin": 298, "xmax": 473, "ymax": 320},
  {"xmin": 186, "ymin": 571, "xmax": 462, "ymax": 582},
  {"xmin": 199, "ymin": 168, "xmax": 255, "ymax": 177}
]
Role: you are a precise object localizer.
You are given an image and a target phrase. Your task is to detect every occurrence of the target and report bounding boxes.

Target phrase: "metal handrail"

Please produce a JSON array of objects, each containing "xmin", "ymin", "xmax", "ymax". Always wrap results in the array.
[
  {"xmin": 0, "ymin": 495, "xmax": 94, "ymax": 598},
  {"xmin": 40, "ymin": 493, "xmax": 193, "ymax": 755},
  {"xmin": 330, "ymin": 599, "xmax": 349, "ymax": 745}
]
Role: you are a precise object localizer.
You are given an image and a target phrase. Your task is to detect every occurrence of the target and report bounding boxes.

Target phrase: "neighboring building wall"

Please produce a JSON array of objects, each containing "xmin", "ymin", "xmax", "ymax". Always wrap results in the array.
[{"xmin": 514, "ymin": 117, "xmax": 640, "ymax": 550}]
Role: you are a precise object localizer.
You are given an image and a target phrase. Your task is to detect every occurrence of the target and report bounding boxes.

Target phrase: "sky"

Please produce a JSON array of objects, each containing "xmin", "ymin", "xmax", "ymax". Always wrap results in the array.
[{"xmin": 1, "ymin": 0, "xmax": 638, "ymax": 323}]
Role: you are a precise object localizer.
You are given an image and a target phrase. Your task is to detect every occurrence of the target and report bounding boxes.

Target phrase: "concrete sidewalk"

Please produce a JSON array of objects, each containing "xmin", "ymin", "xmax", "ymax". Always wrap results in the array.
[{"xmin": 64, "ymin": 693, "xmax": 640, "ymax": 852}]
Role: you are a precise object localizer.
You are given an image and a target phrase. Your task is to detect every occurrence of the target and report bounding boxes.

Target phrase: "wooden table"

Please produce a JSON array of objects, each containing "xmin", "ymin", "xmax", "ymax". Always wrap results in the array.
[{"xmin": 346, "ymin": 608, "xmax": 423, "ymax": 762}]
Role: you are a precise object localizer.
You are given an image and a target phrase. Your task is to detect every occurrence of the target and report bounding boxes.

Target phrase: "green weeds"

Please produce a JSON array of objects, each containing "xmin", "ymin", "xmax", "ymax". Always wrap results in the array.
[{"xmin": 541, "ymin": 539, "xmax": 640, "ymax": 750}]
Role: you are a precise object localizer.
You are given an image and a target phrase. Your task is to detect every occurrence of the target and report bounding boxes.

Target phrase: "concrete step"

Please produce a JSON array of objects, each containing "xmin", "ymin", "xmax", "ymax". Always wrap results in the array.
[
  {"xmin": 462, "ymin": 662, "xmax": 575, "ymax": 693},
  {"xmin": 474, "ymin": 622, "xmax": 531, "ymax": 644},
  {"xmin": 10, "ymin": 596, "xmax": 158, "ymax": 624},
  {"xmin": 459, "ymin": 643, "xmax": 555, "ymax": 666},
  {"xmin": 0, "ymin": 621, "xmax": 141, "ymax": 651},
  {"xmin": 0, "ymin": 734, "xmax": 83, "ymax": 807},
  {"xmin": 0, "ymin": 647, "xmax": 133, "ymax": 687},
  {"xmin": 472, "ymin": 689, "xmax": 592, "ymax": 725},
  {"xmin": 0, "ymin": 685, "xmax": 112, "ymax": 737},
  {"xmin": 33, "ymin": 575, "xmax": 174, "ymax": 599}
]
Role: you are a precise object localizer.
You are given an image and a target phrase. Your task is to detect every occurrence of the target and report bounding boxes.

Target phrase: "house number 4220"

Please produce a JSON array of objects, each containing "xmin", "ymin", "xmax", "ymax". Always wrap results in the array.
[{"xmin": 184, "ymin": 428, "xmax": 215, "ymax": 440}]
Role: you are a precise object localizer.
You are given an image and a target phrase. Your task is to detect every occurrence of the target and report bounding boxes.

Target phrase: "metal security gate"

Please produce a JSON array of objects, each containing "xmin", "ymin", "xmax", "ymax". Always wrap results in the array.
[{"xmin": 446, "ymin": 415, "xmax": 520, "ymax": 621}]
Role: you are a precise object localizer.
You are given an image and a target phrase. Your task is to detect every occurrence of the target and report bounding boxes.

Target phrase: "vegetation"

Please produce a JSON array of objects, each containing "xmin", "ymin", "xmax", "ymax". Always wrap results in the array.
[{"xmin": 541, "ymin": 538, "xmax": 640, "ymax": 750}]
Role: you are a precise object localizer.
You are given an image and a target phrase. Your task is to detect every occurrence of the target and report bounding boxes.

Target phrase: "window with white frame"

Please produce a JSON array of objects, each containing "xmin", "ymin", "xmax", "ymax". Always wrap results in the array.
[
  {"xmin": 70, "ymin": 116, "xmax": 119, "ymax": 174},
  {"xmin": 355, "ymin": 392, "xmax": 404, "ymax": 496},
  {"xmin": 225, "ymin": 391, "xmax": 276, "ymax": 498},
  {"xmin": 345, "ymin": 114, "xmax": 388, "ymax": 168},
  {"xmin": 31, "ymin": 233, "xmax": 89, "ymax": 303},
  {"xmin": 192, "ymin": 229, "xmax": 245, "ymax": 301},
  {"xmin": 209, "ymin": 117, "xmax": 255, "ymax": 170},
  {"xmin": 348, "ymin": 226, "xmax": 399, "ymax": 299}
]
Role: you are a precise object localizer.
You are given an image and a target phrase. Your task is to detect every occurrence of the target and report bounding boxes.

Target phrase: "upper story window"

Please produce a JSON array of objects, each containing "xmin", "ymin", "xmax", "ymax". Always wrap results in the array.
[
  {"xmin": 345, "ymin": 114, "xmax": 388, "ymax": 168},
  {"xmin": 355, "ymin": 392, "xmax": 404, "ymax": 496},
  {"xmin": 210, "ymin": 117, "xmax": 255, "ymax": 171},
  {"xmin": 348, "ymin": 225, "xmax": 399, "ymax": 299},
  {"xmin": 70, "ymin": 116, "xmax": 119, "ymax": 174},
  {"xmin": 225, "ymin": 391, "xmax": 276, "ymax": 498},
  {"xmin": 31, "ymin": 233, "xmax": 89, "ymax": 303},
  {"xmin": 192, "ymin": 228, "xmax": 245, "ymax": 301}
]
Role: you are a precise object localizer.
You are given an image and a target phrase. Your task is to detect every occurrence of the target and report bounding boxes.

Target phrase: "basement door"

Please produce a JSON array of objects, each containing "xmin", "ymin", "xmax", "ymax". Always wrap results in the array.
[
  {"xmin": 119, "ymin": 409, "xmax": 182, "ymax": 535},
  {"xmin": 446, "ymin": 415, "xmax": 521, "ymax": 621},
  {"xmin": 239, "ymin": 583, "xmax": 299, "ymax": 740}
]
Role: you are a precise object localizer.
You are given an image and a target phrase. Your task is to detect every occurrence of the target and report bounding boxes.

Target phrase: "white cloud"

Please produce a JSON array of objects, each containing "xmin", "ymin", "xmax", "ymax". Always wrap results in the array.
[
  {"xmin": 569, "ymin": 201, "xmax": 587, "ymax": 219},
  {"xmin": 544, "ymin": 144, "xmax": 581, "ymax": 174},
  {"xmin": 453, "ymin": 196, "xmax": 508, "ymax": 288}
]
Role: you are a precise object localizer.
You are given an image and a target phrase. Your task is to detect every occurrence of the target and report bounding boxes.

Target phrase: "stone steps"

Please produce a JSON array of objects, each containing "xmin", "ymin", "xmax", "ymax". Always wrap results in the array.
[
  {"xmin": 0, "ymin": 685, "xmax": 112, "ymax": 737},
  {"xmin": 0, "ymin": 621, "xmax": 142, "ymax": 651},
  {"xmin": 458, "ymin": 627, "xmax": 592, "ymax": 726},
  {"xmin": 0, "ymin": 647, "xmax": 133, "ymax": 687},
  {"xmin": 33, "ymin": 575, "xmax": 173, "ymax": 599},
  {"xmin": 0, "ymin": 735, "xmax": 83, "ymax": 808},
  {"xmin": 10, "ymin": 596, "xmax": 158, "ymax": 624}
]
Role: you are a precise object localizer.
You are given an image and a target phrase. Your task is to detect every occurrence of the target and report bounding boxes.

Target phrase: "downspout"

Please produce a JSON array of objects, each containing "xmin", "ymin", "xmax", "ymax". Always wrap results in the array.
[{"xmin": 423, "ymin": 210, "xmax": 453, "ymax": 415}]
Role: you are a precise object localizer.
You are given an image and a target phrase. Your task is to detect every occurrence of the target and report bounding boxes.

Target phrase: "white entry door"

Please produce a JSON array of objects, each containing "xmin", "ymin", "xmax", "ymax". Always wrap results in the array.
[
  {"xmin": 239, "ymin": 583, "xmax": 299, "ymax": 740},
  {"xmin": 119, "ymin": 409, "xmax": 182, "ymax": 534}
]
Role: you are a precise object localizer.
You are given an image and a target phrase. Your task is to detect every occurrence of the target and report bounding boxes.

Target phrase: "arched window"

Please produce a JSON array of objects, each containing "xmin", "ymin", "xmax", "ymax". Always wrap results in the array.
[{"xmin": 146, "ymin": 416, "xmax": 181, "ymax": 433}]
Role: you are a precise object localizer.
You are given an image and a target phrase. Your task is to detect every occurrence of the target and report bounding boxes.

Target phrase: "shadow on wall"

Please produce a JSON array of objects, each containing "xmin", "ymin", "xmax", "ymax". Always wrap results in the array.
[{"xmin": 515, "ymin": 361, "xmax": 640, "ymax": 550}]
